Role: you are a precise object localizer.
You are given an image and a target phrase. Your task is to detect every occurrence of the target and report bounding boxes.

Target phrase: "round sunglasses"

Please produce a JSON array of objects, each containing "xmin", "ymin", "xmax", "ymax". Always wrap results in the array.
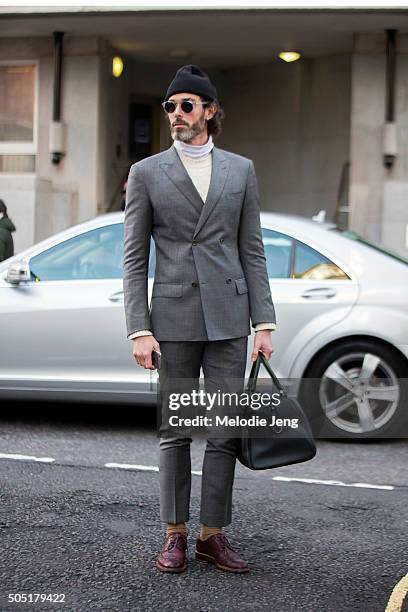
[{"xmin": 161, "ymin": 99, "xmax": 210, "ymax": 114}]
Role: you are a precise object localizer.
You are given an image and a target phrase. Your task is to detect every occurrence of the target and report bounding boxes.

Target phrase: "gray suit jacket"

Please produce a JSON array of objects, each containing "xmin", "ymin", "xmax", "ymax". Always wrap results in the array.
[{"xmin": 123, "ymin": 143, "xmax": 276, "ymax": 341}]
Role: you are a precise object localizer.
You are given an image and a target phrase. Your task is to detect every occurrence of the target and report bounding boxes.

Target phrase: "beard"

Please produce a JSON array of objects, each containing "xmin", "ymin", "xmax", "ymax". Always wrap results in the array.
[{"xmin": 170, "ymin": 112, "xmax": 207, "ymax": 143}]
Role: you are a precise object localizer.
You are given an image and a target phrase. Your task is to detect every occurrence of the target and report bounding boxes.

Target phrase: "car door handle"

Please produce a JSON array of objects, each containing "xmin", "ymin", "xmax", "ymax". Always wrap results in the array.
[
  {"xmin": 109, "ymin": 291, "xmax": 124, "ymax": 303},
  {"xmin": 300, "ymin": 287, "xmax": 337, "ymax": 299}
]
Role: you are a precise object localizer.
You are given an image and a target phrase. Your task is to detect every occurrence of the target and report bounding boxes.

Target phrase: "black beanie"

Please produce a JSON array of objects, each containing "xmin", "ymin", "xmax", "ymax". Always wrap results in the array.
[{"xmin": 165, "ymin": 64, "xmax": 218, "ymax": 102}]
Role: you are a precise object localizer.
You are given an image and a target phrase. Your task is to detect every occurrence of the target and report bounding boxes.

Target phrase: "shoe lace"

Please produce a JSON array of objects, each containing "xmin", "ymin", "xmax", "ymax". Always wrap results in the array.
[
  {"xmin": 214, "ymin": 533, "xmax": 234, "ymax": 552},
  {"xmin": 165, "ymin": 533, "xmax": 186, "ymax": 552}
]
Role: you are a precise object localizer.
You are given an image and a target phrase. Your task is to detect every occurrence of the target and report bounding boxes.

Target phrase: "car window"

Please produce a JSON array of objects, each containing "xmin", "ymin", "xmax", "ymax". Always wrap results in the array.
[
  {"xmin": 261, "ymin": 228, "xmax": 293, "ymax": 278},
  {"xmin": 30, "ymin": 223, "xmax": 156, "ymax": 281},
  {"xmin": 30, "ymin": 223, "xmax": 125, "ymax": 281},
  {"xmin": 293, "ymin": 240, "xmax": 350, "ymax": 280}
]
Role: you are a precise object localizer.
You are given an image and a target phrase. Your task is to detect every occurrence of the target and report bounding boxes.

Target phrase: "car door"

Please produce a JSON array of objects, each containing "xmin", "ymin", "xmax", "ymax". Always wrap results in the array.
[
  {"xmin": 151, "ymin": 226, "xmax": 359, "ymax": 386},
  {"xmin": 0, "ymin": 222, "xmax": 153, "ymax": 394},
  {"xmin": 259, "ymin": 227, "xmax": 359, "ymax": 378}
]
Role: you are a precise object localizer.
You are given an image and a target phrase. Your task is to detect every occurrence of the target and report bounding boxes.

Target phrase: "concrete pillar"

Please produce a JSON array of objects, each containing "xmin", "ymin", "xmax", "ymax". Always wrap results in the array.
[
  {"xmin": 350, "ymin": 33, "xmax": 408, "ymax": 258},
  {"xmin": 0, "ymin": 36, "xmax": 107, "ymax": 252}
]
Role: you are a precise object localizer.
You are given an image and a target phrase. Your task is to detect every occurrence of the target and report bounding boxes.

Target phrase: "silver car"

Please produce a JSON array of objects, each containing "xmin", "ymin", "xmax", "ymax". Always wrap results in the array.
[{"xmin": 1, "ymin": 211, "xmax": 407, "ymax": 439}]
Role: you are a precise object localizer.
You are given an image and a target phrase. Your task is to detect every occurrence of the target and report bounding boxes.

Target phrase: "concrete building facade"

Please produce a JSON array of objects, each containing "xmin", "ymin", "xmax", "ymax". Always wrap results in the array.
[{"xmin": 1, "ymin": 7, "xmax": 408, "ymax": 257}]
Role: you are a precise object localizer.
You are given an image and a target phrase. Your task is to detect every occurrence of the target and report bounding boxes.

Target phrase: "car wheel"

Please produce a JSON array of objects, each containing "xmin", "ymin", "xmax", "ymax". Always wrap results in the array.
[{"xmin": 299, "ymin": 339, "xmax": 408, "ymax": 439}]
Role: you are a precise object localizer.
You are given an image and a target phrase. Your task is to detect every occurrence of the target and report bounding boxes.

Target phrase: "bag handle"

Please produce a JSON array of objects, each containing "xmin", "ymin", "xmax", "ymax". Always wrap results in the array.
[{"xmin": 247, "ymin": 352, "xmax": 286, "ymax": 397}]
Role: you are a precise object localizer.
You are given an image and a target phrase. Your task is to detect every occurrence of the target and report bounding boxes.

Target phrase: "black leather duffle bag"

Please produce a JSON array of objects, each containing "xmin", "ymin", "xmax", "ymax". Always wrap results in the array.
[{"xmin": 238, "ymin": 352, "xmax": 317, "ymax": 470}]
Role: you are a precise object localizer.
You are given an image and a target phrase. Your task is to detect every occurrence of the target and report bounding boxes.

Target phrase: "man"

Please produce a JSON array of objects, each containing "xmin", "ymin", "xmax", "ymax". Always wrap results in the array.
[{"xmin": 123, "ymin": 65, "xmax": 277, "ymax": 574}]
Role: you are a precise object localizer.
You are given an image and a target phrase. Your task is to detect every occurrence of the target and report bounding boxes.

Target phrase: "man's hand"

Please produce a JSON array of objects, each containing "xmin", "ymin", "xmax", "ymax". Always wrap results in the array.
[
  {"xmin": 251, "ymin": 330, "xmax": 274, "ymax": 362},
  {"xmin": 133, "ymin": 336, "xmax": 161, "ymax": 369}
]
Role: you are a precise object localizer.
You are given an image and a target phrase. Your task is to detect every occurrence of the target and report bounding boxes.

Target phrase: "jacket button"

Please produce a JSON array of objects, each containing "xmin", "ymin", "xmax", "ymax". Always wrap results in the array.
[
  {"xmin": 192, "ymin": 282, "xmax": 198, "ymax": 287},
  {"xmin": 220, "ymin": 238, "xmax": 224, "ymax": 243},
  {"xmin": 226, "ymin": 278, "xmax": 232, "ymax": 284},
  {"xmin": 192, "ymin": 240, "xmax": 197, "ymax": 245}
]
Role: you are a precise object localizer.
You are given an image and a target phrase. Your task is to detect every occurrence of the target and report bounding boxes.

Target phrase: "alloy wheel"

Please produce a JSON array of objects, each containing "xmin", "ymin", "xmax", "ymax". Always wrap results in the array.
[{"xmin": 319, "ymin": 352, "xmax": 400, "ymax": 434}]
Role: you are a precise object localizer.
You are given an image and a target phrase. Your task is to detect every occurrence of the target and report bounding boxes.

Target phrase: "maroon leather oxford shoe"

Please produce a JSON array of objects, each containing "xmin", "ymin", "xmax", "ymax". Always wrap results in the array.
[
  {"xmin": 195, "ymin": 533, "xmax": 249, "ymax": 573},
  {"xmin": 155, "ymin": 533, "xmax": 188, "ymax": 573}
]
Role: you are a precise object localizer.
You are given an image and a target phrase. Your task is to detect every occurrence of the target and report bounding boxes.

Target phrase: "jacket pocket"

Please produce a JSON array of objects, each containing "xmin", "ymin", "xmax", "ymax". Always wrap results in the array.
[
  {"xmin": 152, "ymin": 283, "xmax": 183, "ymax": 298},
  {"xmin": 235, "ymin": 277, "xmax": 248, "ymax": 295}
]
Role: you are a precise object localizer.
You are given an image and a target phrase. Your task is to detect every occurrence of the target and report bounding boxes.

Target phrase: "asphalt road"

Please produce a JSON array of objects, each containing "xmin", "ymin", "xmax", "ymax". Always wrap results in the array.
[{"xmin": 0, "ymin": 403, "xmax": 407, "ymax": 612}]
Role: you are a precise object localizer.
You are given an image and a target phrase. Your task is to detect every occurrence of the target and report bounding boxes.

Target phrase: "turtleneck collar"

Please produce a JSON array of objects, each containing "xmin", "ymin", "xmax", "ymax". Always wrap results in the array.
[{"xmin": 173, "ymin": 134, "xmax": 214, "ymax": 159}]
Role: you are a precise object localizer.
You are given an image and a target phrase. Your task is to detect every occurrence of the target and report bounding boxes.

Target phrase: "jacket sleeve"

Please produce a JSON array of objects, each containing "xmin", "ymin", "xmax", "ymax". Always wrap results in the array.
[
  {"xmin": 0, "ymin": 230, "xmax": 6, "ymax": 262},
  {"xmin": 238, "ymin": 160, "xmax": 277, "ymax": 329},
  {"xmin": 122, "ymin": 162, "xmax": 153, "ymax": 338}
]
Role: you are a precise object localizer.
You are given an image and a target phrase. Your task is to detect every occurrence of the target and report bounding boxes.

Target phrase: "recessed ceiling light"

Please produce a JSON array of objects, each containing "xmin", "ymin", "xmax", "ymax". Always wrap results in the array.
[
  {"xmin": 279, "ymin": 51, "xmax": 302, "ymax": 63},
  {"xmin": 112, "ymin": 56, "xmax": 124, "ymax": 77}
]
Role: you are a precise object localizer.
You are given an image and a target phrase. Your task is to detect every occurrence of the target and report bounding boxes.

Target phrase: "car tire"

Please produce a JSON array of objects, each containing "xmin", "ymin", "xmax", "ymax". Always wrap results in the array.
[{"xmin": 298, "ymin": 339, "xmax": 408, "ymax": 440}]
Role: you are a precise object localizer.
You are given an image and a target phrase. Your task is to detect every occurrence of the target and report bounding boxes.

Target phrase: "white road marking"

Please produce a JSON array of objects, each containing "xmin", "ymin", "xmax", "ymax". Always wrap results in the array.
[
  {"xmin": 0, "ymin": 452, "xmax": 55, "ymax": 463},
  {"xmin": 0, "ymin": 456, "xmax": 397, "ymax": 490},
  {"xmin": 103, "ymin": 463, "xmax": 395, "ymax": 489},
  {"xmin": 105, "ymin": 463, "xmax": 203, "ymax": 475},
  {"xmin": 385, "ymin": 573, "xmax": 408, "ymax": 612},
  {"xmin": 105, "ymin": 463, "xmax": 159, "ymax": 472},
  {"xmin": 272, "ymin": 476, "xmax": 394, "ymax": 490}
]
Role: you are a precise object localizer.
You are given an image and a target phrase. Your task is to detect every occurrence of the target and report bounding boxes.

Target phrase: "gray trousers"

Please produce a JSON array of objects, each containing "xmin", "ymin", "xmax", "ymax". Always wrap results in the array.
[{"xmin": 157, "ymin": 337, "xmax": 248, "ymax": 527}]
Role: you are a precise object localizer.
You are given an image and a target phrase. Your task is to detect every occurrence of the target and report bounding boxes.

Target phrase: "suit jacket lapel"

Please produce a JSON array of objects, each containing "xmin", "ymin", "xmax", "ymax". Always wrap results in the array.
[
  {"xmin": 193, "ymin": 146, "xmax": 230, "ymax": 239},
  {"xmin": 159, "ymin": 144, "xmax": 231, "ymax": 239},
  {"xmin": 159, "ymin": 145, "xmax": 203, "ymax": 217}
]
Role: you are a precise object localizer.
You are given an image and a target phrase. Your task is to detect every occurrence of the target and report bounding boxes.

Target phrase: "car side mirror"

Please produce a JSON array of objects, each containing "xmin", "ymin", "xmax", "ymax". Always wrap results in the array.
[{"xmin": 6, "ymin": 260, "xmax": 31, "ymax": 285}]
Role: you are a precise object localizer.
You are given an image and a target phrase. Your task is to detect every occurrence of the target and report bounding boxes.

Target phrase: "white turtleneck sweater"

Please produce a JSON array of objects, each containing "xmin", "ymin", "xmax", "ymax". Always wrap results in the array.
[
  {"xmin": 176, "ymin": 149, "xmax": 213, "ymax": 203},
  {"xmin": 128, "ymin": 136, "xmax": 276, "ymax": 339}
]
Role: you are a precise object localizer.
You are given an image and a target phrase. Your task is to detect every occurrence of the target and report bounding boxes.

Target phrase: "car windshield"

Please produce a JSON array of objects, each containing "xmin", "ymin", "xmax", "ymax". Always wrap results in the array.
[{"xmin": 330, "ymin": 227, "xmax": 408, "ymax": 265}]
